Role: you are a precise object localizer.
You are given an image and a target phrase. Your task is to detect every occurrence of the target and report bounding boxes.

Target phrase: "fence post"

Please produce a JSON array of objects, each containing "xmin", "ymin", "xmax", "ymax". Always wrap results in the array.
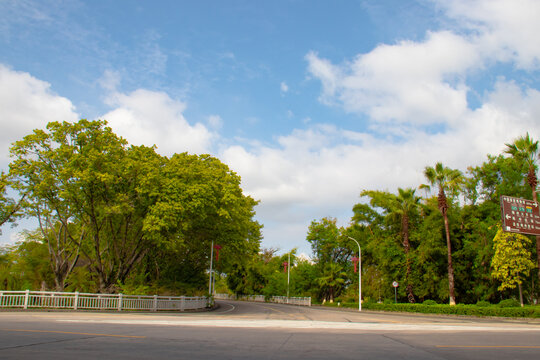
[
  {"xmin": 180, "ymin": 296, "xmax": 185, "ymax": 311},
  {"xmin": 118, "ymin": 293, "xmax": 123, "ymax": 312},
  {"xmin": 23, "ymin": 289, "xmax": 30, "ymax": 309},
  {"xmin": 153, "ymin": 295, "xmax": 158, "ymax": 312},
  {"xmin": 74, "ymin": 292, "xmax": 79, "ymax": 310}
]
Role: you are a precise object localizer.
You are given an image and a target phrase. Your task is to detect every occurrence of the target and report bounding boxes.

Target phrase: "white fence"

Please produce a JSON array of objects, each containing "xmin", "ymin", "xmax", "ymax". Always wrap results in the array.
[
  {"xmin": 215, "ymin": 293, "xmax": 311, "ymax": 306},
  {"xmin": 271, "ymin": 296, "xmax": 311, "ymax": 306},
  {"xmin": 0, "ymin": 290, "xmax": 209, "ymax": 312},
  {"xmin": 215, "ymin": 294, "xmax": 265, "ymax": 302}
]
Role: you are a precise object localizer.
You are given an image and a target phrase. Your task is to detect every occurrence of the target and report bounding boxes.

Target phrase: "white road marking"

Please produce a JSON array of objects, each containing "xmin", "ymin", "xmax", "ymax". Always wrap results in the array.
[
  {"xmin": 215, "ymin": 303, "xmax": 236, "ymax": 314},
  {"xmin": 56, "ymin": 318, "xmax": 540, "ymax": 332}
]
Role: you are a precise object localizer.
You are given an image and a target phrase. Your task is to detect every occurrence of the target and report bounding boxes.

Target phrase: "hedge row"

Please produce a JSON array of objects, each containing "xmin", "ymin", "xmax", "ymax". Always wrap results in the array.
[{"xmin": 334, "ymin": 302, "xmax": 540, "ymax": 318}]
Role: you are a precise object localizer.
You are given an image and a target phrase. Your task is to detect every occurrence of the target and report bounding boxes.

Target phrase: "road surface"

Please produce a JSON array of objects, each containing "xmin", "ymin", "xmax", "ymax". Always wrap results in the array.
[{"xmin": 0, "ymin": 300, "xmax": 539, "ymax": 359}]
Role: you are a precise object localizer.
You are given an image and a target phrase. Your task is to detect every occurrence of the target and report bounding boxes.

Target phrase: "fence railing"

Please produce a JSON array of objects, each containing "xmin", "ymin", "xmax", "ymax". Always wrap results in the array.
[
  {"xmin": 214, "ymin": 294, "xmax": 266, "ymax": 302},
  {"xmin": 214, "ymin": 293, "xmax": 311, "ymax": 306},
  {"xmin": 271, "ymin": 296, "xmax": 311, "ymax": 306},
  {"xmin": 0, "ymin": 290, "xmax": 209, "ymax": 312}
]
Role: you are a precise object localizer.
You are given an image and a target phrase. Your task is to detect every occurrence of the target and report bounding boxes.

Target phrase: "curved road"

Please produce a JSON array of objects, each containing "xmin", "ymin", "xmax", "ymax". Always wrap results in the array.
[{"xmin": 0, "ymin": 300, "xmax": 539, "ymax": 359}]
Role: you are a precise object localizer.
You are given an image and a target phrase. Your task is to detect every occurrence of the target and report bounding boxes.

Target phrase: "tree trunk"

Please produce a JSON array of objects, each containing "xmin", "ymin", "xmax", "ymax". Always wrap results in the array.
[
  {"xmin": 519, "ymin": 282, "xmax": 524, "ymax": 307},
  {"xmin": 530, "ymin": 183, "xmax": 540, "ymax": 301},
  {"xmin": 443, "ymin": 211, "xmax": 456, "ymax": 306},
  {"xmin": 402, "ymin": 215, "xmax": 415, "ymax": 303},
  {"xmin": 54, "ymin": 275, "xmax": 64, "ymax": 292}
]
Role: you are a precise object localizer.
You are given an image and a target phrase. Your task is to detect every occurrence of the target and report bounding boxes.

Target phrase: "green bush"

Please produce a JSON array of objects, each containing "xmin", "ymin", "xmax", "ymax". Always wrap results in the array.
[
  {"xmin": 358, "ymin": 302, "xmax": 539, "ymax": 318},
  {"xmin": 422, "ymin": 299, "xmax": 437, "ymax": 305},
  {"xmin": 476, "ymin": 300, "xmax": 491, "ymax": 307},
  {"xmin": 498, "ymin": 299, "xmax": 521, "ymax": 308}
]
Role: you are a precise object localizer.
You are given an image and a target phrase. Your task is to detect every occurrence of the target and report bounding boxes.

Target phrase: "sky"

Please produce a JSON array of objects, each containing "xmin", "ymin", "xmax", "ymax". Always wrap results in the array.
[{"xmin": 1, "ymin": 0, "xmax": 540, "ymax": 256}]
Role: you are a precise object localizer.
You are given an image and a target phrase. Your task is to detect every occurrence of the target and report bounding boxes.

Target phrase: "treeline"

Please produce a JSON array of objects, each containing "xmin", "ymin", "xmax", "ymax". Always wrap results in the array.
[
  {"xmin": 0, "ymin": 120, "xmax": 261, "ymax": 294},
  {"xmin": 219, "ymin": 134, "xmax": 540, "ymax": 306},
  {"xmin": 1, "ymin": 122, "xmax": 539, "ymax": 306}
]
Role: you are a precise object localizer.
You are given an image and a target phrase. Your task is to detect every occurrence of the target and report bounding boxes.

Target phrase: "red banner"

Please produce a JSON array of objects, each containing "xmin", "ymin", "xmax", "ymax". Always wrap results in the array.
[
  {"xmin": 213, "ymin": 244, "xmax": 222, "ymax": 262},
  {"xmin": 351, "ymin": 256, "xmax": 359, "ymax": 273}
]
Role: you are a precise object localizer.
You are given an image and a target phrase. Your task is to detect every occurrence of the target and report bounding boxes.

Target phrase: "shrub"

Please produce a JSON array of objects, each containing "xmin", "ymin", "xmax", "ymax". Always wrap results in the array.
[
  {"xmin": 360, "ymin": 302, "xmax": 540, "ymax": 318},
  {"xmin": 498, "ymin": 299, "xmax": 520, "ymax": 308},
  {"xmin": 423, "ymin": 299, "xmax": 437, "ymax": 306},
  {"xmin": 476, "ymin": 300, "xmax": 491, "ymax": 307}
]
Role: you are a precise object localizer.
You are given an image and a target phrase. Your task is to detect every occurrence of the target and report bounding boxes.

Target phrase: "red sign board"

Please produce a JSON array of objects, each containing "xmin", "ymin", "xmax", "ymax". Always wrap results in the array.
[{"xmin": 500, "ymin": 196, "xmax": 540, "ymax": 236}]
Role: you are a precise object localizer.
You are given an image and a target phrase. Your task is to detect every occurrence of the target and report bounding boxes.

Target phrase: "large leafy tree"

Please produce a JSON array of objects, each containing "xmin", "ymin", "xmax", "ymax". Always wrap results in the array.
[
  {"xmin": 423, "ymin": 162, "xmax": 462, "ymax": 305},
  {"xmin": 504, "ymin": 133, "xmax": 540, "ymax": 285},
  {"xmin": 307, "ymin": 217, "xmax": 351, "ymax": 264},
  {"xmin": 9, "ymin": 120, "xmax": 166, "ymax": 291},
  {"xmin": 8, "ymin": 121, "xmax": 101, "ymax": 290},
  {"xmin": 8, "ymin": 119, "xmax": 261, "ymax": 294},
  {"xmin": 142, "ymin": 152, "xmax": 262, "ymax": 290}
]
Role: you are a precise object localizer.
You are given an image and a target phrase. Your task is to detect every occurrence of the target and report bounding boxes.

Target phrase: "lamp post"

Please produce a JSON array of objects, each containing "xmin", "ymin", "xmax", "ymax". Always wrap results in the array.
[
  {"xmin": 287, "ymin": 252, "xmax": 290, "ymax": 302},
  {"xmin": 348, "ymin": 236, "xmax": 362, "ymax": 311}
]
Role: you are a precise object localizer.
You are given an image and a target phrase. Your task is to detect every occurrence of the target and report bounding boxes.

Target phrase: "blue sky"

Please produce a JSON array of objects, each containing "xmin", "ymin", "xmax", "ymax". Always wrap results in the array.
[{"xmin": 1, "ymin": 0, "xmax": 540, "ymax": 256}]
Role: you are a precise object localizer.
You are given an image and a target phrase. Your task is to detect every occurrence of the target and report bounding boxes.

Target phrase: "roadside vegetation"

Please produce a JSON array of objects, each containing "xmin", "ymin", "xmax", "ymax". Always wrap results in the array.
[
  {"xmin": 322, "ymin": 300, "xmax": 540, "ymax": 318},
  {"xmin": 1, "ymin": 120, "xmax": 539, "ymax": 316}
]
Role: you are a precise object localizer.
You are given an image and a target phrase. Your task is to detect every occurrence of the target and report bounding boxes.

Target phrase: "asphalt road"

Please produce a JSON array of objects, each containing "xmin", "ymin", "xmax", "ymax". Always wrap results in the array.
[{"xmin": 0, "ymin": 300, "xmax": 539, "ymax": 359}]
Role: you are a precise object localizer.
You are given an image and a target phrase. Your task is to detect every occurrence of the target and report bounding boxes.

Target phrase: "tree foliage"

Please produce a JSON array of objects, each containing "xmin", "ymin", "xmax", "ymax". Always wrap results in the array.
[
  {"xmin": 491, "ymin": 228, "xmax": 535, "ymax": 291},
  {"xmin": 2, "ymin": 119, "xmax": 261, "ymax": 294}
]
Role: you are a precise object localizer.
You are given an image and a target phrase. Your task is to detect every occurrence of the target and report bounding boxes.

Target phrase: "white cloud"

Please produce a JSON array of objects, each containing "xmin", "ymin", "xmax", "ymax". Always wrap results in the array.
[
  {"xmin": 280, "ymin": 81, "xmax": 289, "ymax": 93},
  {"xmin": 0, "ymin": 64, "xmax": 78, "ymax": 167},
  {"xmin": 221, "ymin": 78, "xmax": 540, "ymax": 252},
  {"xmin": 306, "ymin": 30, "xmax": 479, "ymax": 127},
  {"xmin": 102, "ymin": 89, "xmax": 215, "ymax": 156},
  {"xmin": 440, "ymin": 0, "xmax": 540, "ymax": 69}
]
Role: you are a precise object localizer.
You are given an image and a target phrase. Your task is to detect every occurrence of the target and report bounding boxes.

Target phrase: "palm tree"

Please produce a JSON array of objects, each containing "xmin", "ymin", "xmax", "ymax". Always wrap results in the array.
[
  {"xmin": 423, "ymin": 162, "xmax": 462, "ymax": 305},
  {"xmin": 504, "ymin": 133, "xmax": 540, "ymax": 284},
  {"xmin": 394, "ymin": 188, "xmax": 421, "ymax": 303},
  {"xmin": 317, "ymin": 262, "xmax": 347, "ymax": 303},
  {"xmin": 361, "ymin": 188, "xmax": 421, "ymax": 303}
]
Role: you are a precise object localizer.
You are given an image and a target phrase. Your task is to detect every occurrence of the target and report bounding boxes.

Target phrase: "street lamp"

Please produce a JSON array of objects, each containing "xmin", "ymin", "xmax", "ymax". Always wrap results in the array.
[
  {"xmin": 283, "ymin": 252, "xmax": 291, "ymax": 304},
  {"xmin": 348, "ymin": 236, "xmax": 362, "ymax": 311},
  {"xmin": 208, "ymin": 241, "xmax": 222, "ymax": 296}
]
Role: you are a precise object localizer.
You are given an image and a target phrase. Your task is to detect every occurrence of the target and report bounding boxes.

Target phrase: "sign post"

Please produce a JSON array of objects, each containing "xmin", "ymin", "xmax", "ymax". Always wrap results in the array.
[
  {"xmin": 392, "ymin": 281, "xmax": 399, "ymax": 304},
  {"xmin": 500, "ymin": 196, "xmax": 540, "ymax": 236}
]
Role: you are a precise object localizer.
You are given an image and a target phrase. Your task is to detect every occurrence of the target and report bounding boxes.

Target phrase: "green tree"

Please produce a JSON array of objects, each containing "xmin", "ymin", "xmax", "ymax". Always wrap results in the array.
[
  {"xmin": 8, "ymin": 121, "xmax": 99, "ymax": 290},
  {"xmin": 423, "ymin": 162, "xmax": 462, "ymax": 305},
  {"xmin": 9, "ymin": 120, "xmax": 168, "ymax": 291},
  {"xmin": 143, "ymin": 152, "xmax": 262, "ymax": 291},
  {"xmin": 361, "ymin": 188, "xmax": 421, "ymax": 303},
  {"xmin": 307, "ymin": 217, "xmax": 351, "ymax": 264},
  {"xmin": 317, "ymin": 261, "xmax": 348, "ymax": 303},
  {"xmin": 491, "ymin": 228, "xmax": 535, "ymax": 306},
  {"xmin": 306, "ymin": 218, "xmax": 353, "ymax": 302},
  {"xmin": 0, "ymin": 239, "xmax": 53, "ymax": 290},
  {"xmin": 504, "ymin": 133, "xmax": 540, "ymax": 285}
]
